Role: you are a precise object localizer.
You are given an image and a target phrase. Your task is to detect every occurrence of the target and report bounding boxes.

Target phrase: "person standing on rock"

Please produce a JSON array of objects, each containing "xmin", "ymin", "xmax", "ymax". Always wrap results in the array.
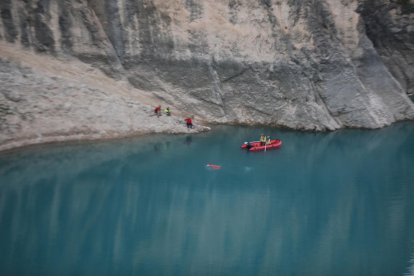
[
  {"xmin": 185, "ymin": 117, "xmax": 193, "ymax": 129},
  {"xmin": 154, "ymin": 105, "xmax": 161, "ymax": 117},
  {"xmin": 164, "ymin": 107, "xmax": 171, "ymax": 116}
]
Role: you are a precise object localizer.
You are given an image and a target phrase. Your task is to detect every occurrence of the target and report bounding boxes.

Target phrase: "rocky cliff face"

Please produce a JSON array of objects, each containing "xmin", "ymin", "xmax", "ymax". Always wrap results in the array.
[
  {"xmin": 0, "ymin": 44, "xmax": 210, "ymax": 152},
  {"xmin": 1, "ymin": 0, "xmax": 414, "ymax": 149},
  {"xmin": 358, "ymin": 0, "xmax": 414, "ymax": 99}
]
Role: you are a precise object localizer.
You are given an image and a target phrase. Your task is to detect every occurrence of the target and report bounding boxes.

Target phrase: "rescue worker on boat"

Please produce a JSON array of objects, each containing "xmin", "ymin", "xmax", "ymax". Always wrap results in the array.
[
  {"xmin": 266, "ymin": 136, "xmax": 272, "ymax": 145},
  {"xmin": 260, "ymin": 134, "xmax": 266, "ymax": 146}
]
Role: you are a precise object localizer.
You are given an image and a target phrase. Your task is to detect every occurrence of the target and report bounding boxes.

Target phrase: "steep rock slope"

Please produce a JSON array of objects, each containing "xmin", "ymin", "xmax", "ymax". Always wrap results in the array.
[
  {"xmin": 358, "ymin": 0, "xmax": 414, "ymax": 99},
  {"xmin": 0, "ymin": 43, "xmax": 209, "ymax": 152},
  {"xmin": 0, "ymin": 0, "xmax": 413, "ymax": 145}
]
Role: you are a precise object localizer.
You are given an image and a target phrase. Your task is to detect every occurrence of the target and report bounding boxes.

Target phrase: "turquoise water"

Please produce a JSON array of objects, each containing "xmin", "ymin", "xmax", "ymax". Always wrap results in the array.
[{"xmin": 1, "ymin": 123, "xmax": 414, "ymax": 276}]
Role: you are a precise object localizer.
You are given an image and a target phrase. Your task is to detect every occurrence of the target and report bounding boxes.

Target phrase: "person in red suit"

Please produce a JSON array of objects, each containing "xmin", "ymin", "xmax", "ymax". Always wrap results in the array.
[
  {"xmin": 184, "ymin": 117, "xmax": 193, "ymax": 129},
  {"xmin": 154, "ymin": 105, "xmax": 161, "ymax": 117}
]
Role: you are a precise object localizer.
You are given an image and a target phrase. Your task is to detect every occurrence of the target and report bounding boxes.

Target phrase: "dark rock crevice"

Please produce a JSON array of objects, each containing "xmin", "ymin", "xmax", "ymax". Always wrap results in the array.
[
  {"xmin": 33, "ymin": 0, "xmax": 55, "ymax": 53},
  {"xmin": 185, "ymin": 0, "xmax": 204, "ymax": 22},
  {"xmin": 357, "ymin": 0, "xmax": 414, "ymax": 98},
  {"xmin": 58, "ymin": 0, "xmax": 73, "ymax": 53},
  {"xmin": 0, "ymin": 0, "xmax": 18, "ymax": 43}
]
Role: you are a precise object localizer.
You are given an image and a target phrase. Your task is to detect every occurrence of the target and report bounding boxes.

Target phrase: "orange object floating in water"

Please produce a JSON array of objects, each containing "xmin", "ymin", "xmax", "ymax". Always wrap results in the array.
[{"xmin": 206, "ymin": 164, "xmax": 221, "ymax": 169}]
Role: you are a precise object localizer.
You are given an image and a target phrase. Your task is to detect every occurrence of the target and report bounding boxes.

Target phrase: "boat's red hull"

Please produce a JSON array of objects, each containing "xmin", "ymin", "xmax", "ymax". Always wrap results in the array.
[{"xmin": 241, "ymin": 139, "xmax": 282, "ymax": 152}]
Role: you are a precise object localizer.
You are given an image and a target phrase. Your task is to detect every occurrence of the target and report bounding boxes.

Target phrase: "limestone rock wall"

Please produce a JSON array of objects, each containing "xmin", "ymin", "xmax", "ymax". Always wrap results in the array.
[
  {"xmin": 357, "ymin": 0, "xmax": 414, "ymax": 98},
  {"xmin": 1, "ymin": 0, "xmax": 413, "ymax": 133}
]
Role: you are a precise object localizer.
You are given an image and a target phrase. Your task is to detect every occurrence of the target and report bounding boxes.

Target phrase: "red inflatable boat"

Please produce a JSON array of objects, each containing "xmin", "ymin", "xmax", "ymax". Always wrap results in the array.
[{"xmin": 241, "ymin": 139, "xmax": 282, "ymax": 152}]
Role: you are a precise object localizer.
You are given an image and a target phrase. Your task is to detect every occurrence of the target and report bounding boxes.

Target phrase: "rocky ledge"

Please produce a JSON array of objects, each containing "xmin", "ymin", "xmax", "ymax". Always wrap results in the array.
[{"xmin": 0, "ymin": 44, "xmax": 210, "ymax": 152}]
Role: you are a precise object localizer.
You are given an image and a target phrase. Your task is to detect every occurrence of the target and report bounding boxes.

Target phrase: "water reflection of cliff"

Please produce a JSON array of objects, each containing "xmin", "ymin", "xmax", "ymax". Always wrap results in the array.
[{"xmin": 0, "ymin": 123, "xmax": 414, "ymax": 275}]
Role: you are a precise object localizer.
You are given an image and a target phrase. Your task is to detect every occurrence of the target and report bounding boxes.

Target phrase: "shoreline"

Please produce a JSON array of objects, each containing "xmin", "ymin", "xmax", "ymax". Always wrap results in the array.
[
  {"xmin": 3, "ymin": 120, "xmax": 414, "ymax": 154},
  {"xmin": 0, "ymin": 124, "xmax": 211, "ymax": 154},
  {"xmin": 1, "ymin": 41, "xmax": 413, "ymax": 154}
]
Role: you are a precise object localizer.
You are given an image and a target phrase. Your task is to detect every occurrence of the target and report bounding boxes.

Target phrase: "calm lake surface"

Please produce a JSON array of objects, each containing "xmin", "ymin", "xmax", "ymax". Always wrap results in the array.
[{"xmin": 1, "ymin": 123, "xmax": 414, "ymax": 276}]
